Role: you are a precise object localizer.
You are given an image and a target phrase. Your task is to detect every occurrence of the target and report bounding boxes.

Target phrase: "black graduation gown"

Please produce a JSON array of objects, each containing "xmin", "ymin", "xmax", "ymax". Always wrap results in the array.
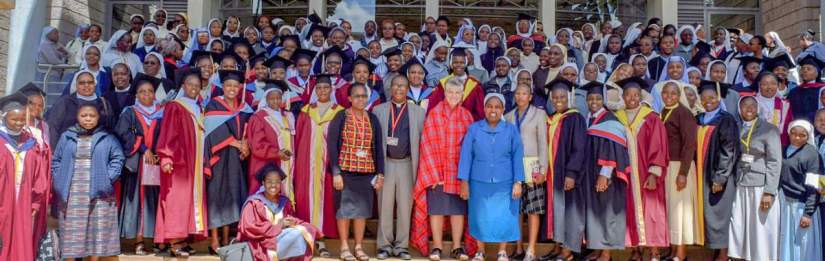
[
  {"xmin": 546, "ymin": 110, "xmax": 588, "ymax": 252},
  {"xmin": 583, "ymin": 112, "xmax": 631, "ymax": 250},
  {"xmin": 695, "ymin": 110, "xmax": 740, "ymax": 249},
  {"xmin": 203, "ymin": 98, "xmax": 250, "ymax": 228},
  {"xmin": 787, "ymin": 83, "xmax": 825, "ymax": 121},
  {"xmin": 114, "ymin": 106, "xmax": 162, "ymax": 238},
  {"xmin": 102, "ymin": 90, "xmax": 134, "ymax": 117},
  {"xmin": 647, "ymin": 56, "xmax": 668, "ymax": 82},
  {"xmin": 45, "ymin": 94, "xmax": 115, "ymax": 148}
]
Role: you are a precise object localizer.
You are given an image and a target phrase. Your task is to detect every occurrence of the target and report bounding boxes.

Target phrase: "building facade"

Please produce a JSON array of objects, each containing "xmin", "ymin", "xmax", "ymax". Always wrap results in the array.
[{"xmin": 1, "ymin": 0, "xmax": 823, "ymax": 94}]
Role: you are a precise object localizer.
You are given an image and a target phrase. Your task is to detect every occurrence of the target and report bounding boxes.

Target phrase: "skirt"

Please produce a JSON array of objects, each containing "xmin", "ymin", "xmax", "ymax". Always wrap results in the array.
[
  {"xmin": 779, "ymin": 193, "xmax": 823, "ymax": 261},
  {"xmin": 468, "ymin": 181, "xmax": 520, "ymax": 242},
  {"xmin": 521, "ymin": 183, "xmax": 546, "ymax": 214},
  {"xmin": 427, "ymin": 185, "xmax": 467, "ymax": 215},
  {"xmin": 119, "ymin": 166, "xmax": 160, "ymax": 239},
  {"xmin": 665, "ymin": 161, "xmax": 698, "ymax": 245},
  {"xmin": 728, "ymin": 185, "xmax": 779, "ymax": 261},
  {"xmin": 335, "ymin": 172, "xmax": 376, "ymax": 219},
  {"xmin": 59, "ymin": 137, "xmax": 120, "ymax": 258}
]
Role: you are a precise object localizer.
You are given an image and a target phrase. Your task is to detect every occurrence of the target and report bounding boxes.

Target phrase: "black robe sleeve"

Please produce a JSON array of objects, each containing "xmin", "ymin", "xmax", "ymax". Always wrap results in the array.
[
  {"xmin": 114, "ymin": 107, "xmax": 140, "ymax": 156},
  {"xmin": 711, "ymin": 113, "xmax": 740, "ymax": 185},
  {"xmin": 564, "ymin": 113, "xmax": 588, "ymax": 181}
]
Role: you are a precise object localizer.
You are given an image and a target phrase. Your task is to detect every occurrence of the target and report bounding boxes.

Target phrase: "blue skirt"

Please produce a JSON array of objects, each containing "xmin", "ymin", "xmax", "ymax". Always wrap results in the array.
[
  {"xmin": 468, "ymin": 181, "xmax": 521, "ymax": 242},
  {"xmin": 779, "ymin": 193, "xmax": 822, "ymax": 261}
]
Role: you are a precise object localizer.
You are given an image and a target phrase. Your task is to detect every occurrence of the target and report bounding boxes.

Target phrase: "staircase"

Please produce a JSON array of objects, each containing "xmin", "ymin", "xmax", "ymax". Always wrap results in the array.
[{"xmin": 114, "ymin": 219, "xmax": 716, "ymax": 260}]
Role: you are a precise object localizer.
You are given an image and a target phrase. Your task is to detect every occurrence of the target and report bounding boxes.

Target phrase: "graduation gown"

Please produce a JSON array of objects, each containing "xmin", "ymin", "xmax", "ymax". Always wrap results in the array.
[
  {"xmin": 102, "ymin": 90, "xmax": 135, "ymax": 117},
  {"xmin": 203, "ymin": 97, "xmax": 251, "ymax": 228},
  {"xmin": 236, "ymin": 193, "xmax": 322, "ymax": 261},
  {"xmin": 427, "ymin": 75, "xmax": 486, "ymax": 120},
  {"xmin": 584, "ymin": 110, "xmax": 631, "ymax": 250},
  {"xmin": 46, "ymin": 94, "xmax": 116, "ymax": 148},
  {"xmin": 246, "ymin": 109, "xmax": 296, "ymax": 201},
  {"xmin": 615, "ymin": 107, "xmax": 670, "ymax": 247},
  {"xmin": 407, "ymin": 84, "xmax": 434, "ymax": 110},
  {"xmin": 299, "ymin": 76, "xmax": 350, "ymax": 106},
  {"xmin": 286, "ymin": 76, "xmax": 309, "ymax": 117},
  {"xmin": 292, "ymin": 103, "xmax": 344, "ymax": 238},
  {"xmin": 544, "ymin": 109, "xmax": 587, "ymax": 252},
  {"xmin": 115, "ymin": 105, "xmax": 163, "ymax": 239},
  {"xmin": 695, "ymin": 110, "xmax": 739, "ymax": 248},
  {"xmin": 154, "ymin": 99, "xmax": 209, "ymax": 242},
  {"xmin": 788, "ymin": 82, "xmax": 825, "ymax": 121},
  {"xmin": 0, "ymin": 132, "xmax": 49, "ymax": 261}
]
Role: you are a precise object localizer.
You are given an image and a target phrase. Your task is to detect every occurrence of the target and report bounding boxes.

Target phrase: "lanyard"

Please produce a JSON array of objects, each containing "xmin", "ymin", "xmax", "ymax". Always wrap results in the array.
[
  {"xmin": 740, "ymin": 121, "xmax": 757, "ymax": 154},
  {"xmin": 390, "ymin": 103, "xmax": 407, "ymax": 137},
  {"xmin": 661, "ymin": 105, "xmax": 677, "ymax": 122},
  {"xmin": 515, "ymin": 106, "xmax": 529, "ymax": 132}
]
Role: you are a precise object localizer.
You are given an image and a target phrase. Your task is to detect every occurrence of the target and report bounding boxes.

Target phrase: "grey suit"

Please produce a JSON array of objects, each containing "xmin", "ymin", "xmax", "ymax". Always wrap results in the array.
[
  {"xmin": 373, "ymin": 100, "xmax": 425, "ymax": 252},
  {"xmin": 736, "ymin": 118, "xmax": 782, "ymax": 195}
]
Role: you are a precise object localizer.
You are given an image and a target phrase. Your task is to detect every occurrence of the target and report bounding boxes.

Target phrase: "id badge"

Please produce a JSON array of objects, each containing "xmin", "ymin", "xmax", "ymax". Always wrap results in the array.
[
  {"xmin": 387, "ymin": 137, "xmax": 399, "ymax": 146},
  {"xmin": 356, "ymin": 150, "xmax": 368, "ymax": 158},
  {"xmin": 741, "ymin": 154, "xmax": 755, "ymax": 163}
]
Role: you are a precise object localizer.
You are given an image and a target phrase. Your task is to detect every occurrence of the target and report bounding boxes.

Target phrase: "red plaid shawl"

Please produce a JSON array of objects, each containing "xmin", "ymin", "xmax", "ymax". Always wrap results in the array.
[{"xmin": 411, "ymin": 102, "xmax": 477, "ymax": 255}]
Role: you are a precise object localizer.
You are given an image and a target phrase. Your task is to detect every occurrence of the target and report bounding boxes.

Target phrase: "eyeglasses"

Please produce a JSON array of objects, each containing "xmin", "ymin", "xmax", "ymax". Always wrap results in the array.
[
  {"xmin": 352, "ymin": 94, "xmax": 368, "ymax": 99},
  {"xmin": 78, "ymin": 80, "xmax": 95, "ymax": 85}
]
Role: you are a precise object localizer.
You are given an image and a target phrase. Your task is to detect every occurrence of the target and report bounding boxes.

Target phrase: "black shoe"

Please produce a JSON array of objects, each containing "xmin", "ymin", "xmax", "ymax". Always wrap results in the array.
[
  {"xmin": 511, "ymin": 251, "xmax": 526, "ymax": 261},
  {"xmin": 539, "ymin": 252, "xmax": 560, "ymax": 261},
  {"xmin": 377, "ymin": 249, "xmax": 391, "ymax": 260},
  {"xmin": 395, "ymin": 249, "xmax": 412, "ymax": 260}
]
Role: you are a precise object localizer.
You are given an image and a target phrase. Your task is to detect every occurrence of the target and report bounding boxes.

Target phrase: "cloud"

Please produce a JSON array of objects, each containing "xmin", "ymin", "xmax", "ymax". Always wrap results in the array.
[{"xmin": 328, "ymin": 0, "xmax": 375, "ymax": 33}]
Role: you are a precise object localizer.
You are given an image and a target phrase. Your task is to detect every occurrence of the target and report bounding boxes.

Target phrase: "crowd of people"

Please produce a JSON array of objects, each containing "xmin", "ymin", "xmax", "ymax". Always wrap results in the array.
[{"xmin": 9, "ymin": 7, "xmax": 825, "ymax": 261}]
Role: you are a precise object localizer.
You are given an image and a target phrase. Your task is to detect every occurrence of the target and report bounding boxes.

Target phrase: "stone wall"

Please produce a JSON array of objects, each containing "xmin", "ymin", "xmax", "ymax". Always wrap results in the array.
[
  {"xmin": 48, "ymin": 0, "xmax": 106, "ymax": 45},
  {"xmin": 761, "ymin": 0, "xmax": 820, "ymax": 57},
  {"xmin": 0, "ymin": 10, "xmax": 10, "ymax": 94}
]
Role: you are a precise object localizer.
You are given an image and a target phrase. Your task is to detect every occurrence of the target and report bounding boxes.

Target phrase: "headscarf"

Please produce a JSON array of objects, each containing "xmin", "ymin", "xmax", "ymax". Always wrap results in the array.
[
  {"xmin": 765, "ymin": 31, "xmax": 787, "ymax": 52},
  {"xmin": 629, "ymin": 54, "xmax": 651, "ymax": 78},
  {"xmin": 675, "ymin": 25, "xmax": 698, "ymax": 46},
  {"xmin": 38, "ymin": 26, "xmax": 66, "ymax": 64},
  {"xmin": 104, "ymin": 29, "xmax": 129, "ymax": 54},
  {"xmin": 223, "ymin": 16, "xmax": 241, "ymax": 38},
  {"xmin": 582, "ymin": 23, "xmax": 598, "ymax": 40},
  {"xmin": 425, "ymin": 39, "xmax": 449, "ymax": 64},
  {"xmin": 208, "ymin": 18, "xmax": 223, "ymax": 39},
  {"xmin": 681, "ymin": 82, "xmax": 704, "ymax": 114},
  {"xmin": 173, "ymin": 24, "xmax": 191, "ymax": 47},
  {"xmin": 79, "ymin": 45, "xmax": 103, "ymax": 71},
  {"xmin": 484, "ymin": 92, "xmax": 506, "ymax": 109},
  {"xmin": 623, "ymin": 27, "xmax": 643, "ymax": 48},
  {"xmin": 788, "ymin": 119, "xmax": 816, "ymax": 146},
  {"xmin": 69, "ymin": 70, "xmax": 98, "ymax": 99},
  {"xmin": 515, "ymin": 17, "xmax": 534, "ymax": 38},
  {"xmin": 145, "ymin": 52, "xmax": 168, "ymax": 79},
  {"xmin": 453, "ymin": 23, "xmax": 476, "ymax": 47},
  {"xmin": 558, "ymin": 62, "xmax": 578, "ymax": 81},
  {"xmin": 514, "ymin": 68, "xmax": 533, "ymax": 91},
  {"xmin": 477, "ymin": 24, "xmax": 492, "ymax": 52},
  {"xmin": 551, "ymin": 28, "xmax": 575, "ymax": 46},
  {"xmin": 135, "ymin": 26, "xmax": 160, "ymax": 49},
  {"xmin": 258, "ymin": 88, "xmax": 294, "ymax": 132},
  {"xmin": 579, "ymin": 62, "xmax": 599, "ymax": 85},
  {"xmin": 590, "ymin": 53, "xmax": 609, "ymax": 80},
  {"xmin": 152, "ymin": 9, "xmax": 167, "ymax": 27},
  {"xmin": 662, "ymin": 56, "xmax": 690, "ymax": 82},
  {"xmin": 704, "ymin": 60, "xmax": 728, "ymax": 80},
  {"xmin": 243, "ymin": 25, "xmax": 261, "ymax": 43}
]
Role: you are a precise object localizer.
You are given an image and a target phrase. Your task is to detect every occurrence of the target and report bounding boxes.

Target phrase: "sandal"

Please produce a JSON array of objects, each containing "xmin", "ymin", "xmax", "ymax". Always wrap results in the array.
[
  {"xmin": 134, "ymin": 242, "xmax": 148, "ymax": 255},
  {"xmin": 452, "ymin": 247, "xmax": 469, "ymax": 261},
  {"xmin": 429, "ymin": 248, "xmax": 443, "ymax": 261},
  {"xmin": 497, "ymin": 251, "xmax": 510, "ymax": 261},
  {"xmin": 340, "ymin": 248, "xmax": 357, "ymax": 261},
  {"xmin": 182, "ymin": 244, "xmax": 196, "ymax": 255},
  {"xmin": 169, "ymin": 245, "xmax": 190, "ymax": 257},
  {"xmin": 472, "ymin": 252, "xmax": 486, "ymax": 261},
  {"xmin": 354, "ymin": 247, "xmax": 370, "ymax": 261},
  {"xmin": 317, "ymin": 242, "xmax": 332, "ymax": 258},
  {"xmin": 523, "ymin": 253, "xmax": 536, "ymax": 261}
]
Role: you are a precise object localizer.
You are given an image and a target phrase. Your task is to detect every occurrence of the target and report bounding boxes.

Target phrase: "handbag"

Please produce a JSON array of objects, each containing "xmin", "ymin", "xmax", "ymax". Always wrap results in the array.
[
  {"xmin": 140, "ymin": 155, "xmax": 161, "ymax": 186},
  {"xmin": 218, "ymin": 241, "xmax": 254, "ymax": 261}
]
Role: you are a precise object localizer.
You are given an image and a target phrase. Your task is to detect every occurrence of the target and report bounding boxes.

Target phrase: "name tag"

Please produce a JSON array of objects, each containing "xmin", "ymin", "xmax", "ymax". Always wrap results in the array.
[
  {"xmin": 387, "ymin": 137, "xmax": 399, "ymax": 146},
  {"xmin": 356, "ymin": 150, "xmax": 368, "ymax": 158},
  {"xmin": 741, "ymin": 154, "xmax": 755, "ymax": 163}
]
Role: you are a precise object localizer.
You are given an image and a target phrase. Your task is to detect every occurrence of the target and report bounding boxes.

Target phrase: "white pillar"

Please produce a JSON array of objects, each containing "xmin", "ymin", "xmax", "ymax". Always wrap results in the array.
[
  {"xmin": 425, "ymin": 0, "xmax": 439, "ymax": 19},
  {"xmin": 308, "ymin": 0, "xmax": 327, "ymax": 20},
  {"xmin": 7, "ymin": 0, "xmax": 48, "ymax": 94},
  {"xmin": 647, "ymin": 0, "xmax": 677, "ymax": 25},
  {"xmin": 539, "ymin": 0, "xmax": 556, "ymax": 35},
  {"xmin": 188, "ymin": 0, "xmax": 219, "ymax": 28}
]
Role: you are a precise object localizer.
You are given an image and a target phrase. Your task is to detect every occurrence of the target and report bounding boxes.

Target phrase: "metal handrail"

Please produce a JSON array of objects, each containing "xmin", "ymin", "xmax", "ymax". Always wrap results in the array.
[{"xmin": 35, "ymin": 63, "xmax": 81, "ymax": 106}]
